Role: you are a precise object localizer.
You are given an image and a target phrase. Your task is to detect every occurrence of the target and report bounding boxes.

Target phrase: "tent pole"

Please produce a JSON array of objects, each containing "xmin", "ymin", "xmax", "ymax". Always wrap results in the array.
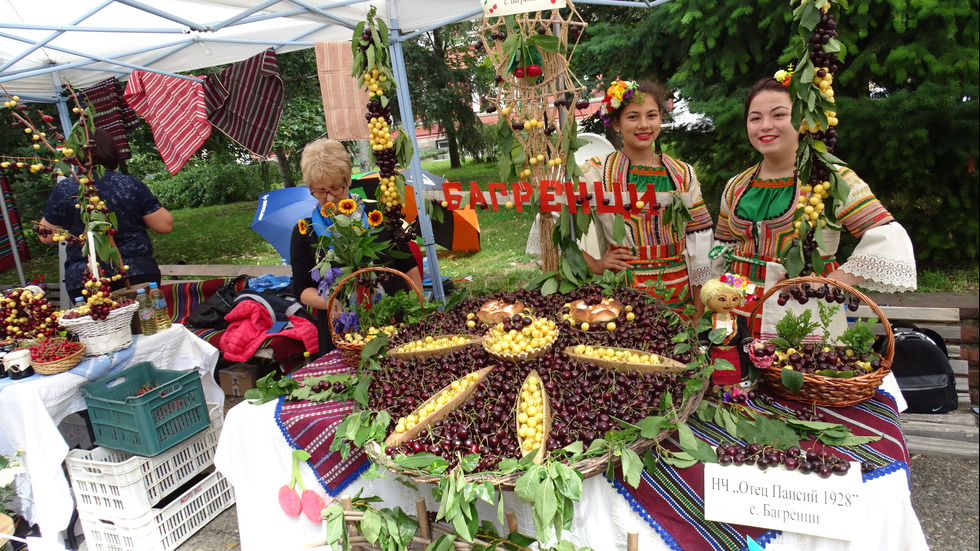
[
  {"xmin": 0, "ymin": 175, "xmax": 26, "ymax": 286},
  {"xmin": 53, "ymin": 70, "xmax": 74, "ymax": 301},
  {"xmin": 388, "ymin": 14, "xmax": 446, "ymax": 304}
]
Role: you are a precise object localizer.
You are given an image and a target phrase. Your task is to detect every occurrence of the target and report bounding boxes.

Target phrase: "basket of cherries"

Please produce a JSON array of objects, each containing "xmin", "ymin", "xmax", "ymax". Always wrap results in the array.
[{"xmin": 747, "ymin": 276, "xmax": 894, "ymax": 407}]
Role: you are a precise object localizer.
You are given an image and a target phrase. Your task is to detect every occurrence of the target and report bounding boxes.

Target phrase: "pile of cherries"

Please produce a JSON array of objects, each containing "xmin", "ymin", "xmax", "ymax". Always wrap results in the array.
[
  {"xmin": 0, "ymin": 287, "xmax": 59, "ymax": 339},
  {"xmin": 776, "ymin": 282, "xmax": 860, "ymax": 311},
  {"xmin": 772, "ymin": 342, "xmax": 880, "ymax": 375},
  {"xmin": 371, "ymin": 286, "xmax": 698, "ymax": 471},
  {"xmin": 715, "ymin": 443, "xmax": 873, "ymax": 476}
]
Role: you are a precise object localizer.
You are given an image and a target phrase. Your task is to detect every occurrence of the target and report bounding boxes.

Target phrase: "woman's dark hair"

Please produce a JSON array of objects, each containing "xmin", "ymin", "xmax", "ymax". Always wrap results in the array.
[
  {"xmin": 743, "ymin": 77, "xmax": 791, "ymax": 125},
  {"xmin": 90, "ymin": 128, "xmax": 120, "ymax": 170},
  {"xmin": 611, "ymin": 80, "xmax": 670, "ymax": 123}
]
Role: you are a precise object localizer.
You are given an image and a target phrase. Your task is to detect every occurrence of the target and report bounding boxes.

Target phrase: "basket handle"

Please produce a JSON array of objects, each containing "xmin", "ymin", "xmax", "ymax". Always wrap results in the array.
[
  {"xmin": 746, "ymin": 275, "xmax": 894, "ymax": 367},
  {"xmin": 326, "ymin": 266, "xmax": 424, "ymax": 343}
]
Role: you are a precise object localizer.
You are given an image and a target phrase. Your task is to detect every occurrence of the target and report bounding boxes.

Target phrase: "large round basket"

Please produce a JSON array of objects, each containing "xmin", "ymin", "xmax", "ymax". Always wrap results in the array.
[
  {"xmin": 363, "ymin": 386, "xmax": 705, "ymax": 489},
  {"xmin": 59, "ymin": 302, "xmax": 138, "ymax": 356},
  {"xmin": 748, "ymin": 276, "xmax": 894, "ymax": 407},
  {"xmin": 32, "ymin": 342, "xmax": 86, "ymax": 375},
  {"xmin": 327, "ymin": 266, "xmax": 424, "ymax": 368}
]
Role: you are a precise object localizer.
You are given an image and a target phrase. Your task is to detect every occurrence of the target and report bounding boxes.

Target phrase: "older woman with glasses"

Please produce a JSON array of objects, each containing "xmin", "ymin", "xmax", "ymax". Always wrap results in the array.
[{"xmin": 289, "ymin": 138, "xmax": 422, "ymax": 355}]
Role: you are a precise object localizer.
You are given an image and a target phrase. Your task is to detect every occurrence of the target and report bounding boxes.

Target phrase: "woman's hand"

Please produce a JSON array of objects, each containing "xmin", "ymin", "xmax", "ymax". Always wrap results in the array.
[
  {"xmin": 587, "ymin": 245, "xmax": 638, "ymax": 274},
  {"xmin": 300, "ymin": 287, "xmax": 331, "ymax": 311},
  {"xmin": 35, "ymin": 218, "xmax": 59, "ymax": 245},
  {"xmin": 823, "ymin": 269, "xmax": 865, "ymax": 288}
]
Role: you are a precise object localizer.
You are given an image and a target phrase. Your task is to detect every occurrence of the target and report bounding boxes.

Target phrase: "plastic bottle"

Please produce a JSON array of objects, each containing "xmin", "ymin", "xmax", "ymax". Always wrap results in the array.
[
  {"xmin": 148, "ymin": 282, "xmax": 172, "ymax": 331},
  {"xmin": 136, "ymin": 288, "xmax": 157, "ymax": 336}
]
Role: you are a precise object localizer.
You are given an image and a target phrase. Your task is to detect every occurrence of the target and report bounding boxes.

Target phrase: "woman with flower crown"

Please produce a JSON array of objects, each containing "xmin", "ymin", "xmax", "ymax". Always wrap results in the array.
[
  {"xmin": 290, "ymin": 139, "xmax": 422, "ymax": 356},
  {"xmin": 712, "ymin": 76, "xmax": 916, "ymax": 333},
  {"xmin": 581, "ymin": 80, "xmax": 715, "ymax": 316}
]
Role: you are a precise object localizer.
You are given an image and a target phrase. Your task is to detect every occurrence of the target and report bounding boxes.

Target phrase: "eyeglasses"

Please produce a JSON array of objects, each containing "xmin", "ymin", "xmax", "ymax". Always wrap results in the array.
[{"xmin": 309, "ymin": 184, "xmax": 348, "ymax": 197}]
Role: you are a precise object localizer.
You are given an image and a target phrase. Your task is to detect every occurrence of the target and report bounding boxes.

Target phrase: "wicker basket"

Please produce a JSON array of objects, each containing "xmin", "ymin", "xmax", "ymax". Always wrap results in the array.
[
  {"xmin": 748, "ymin": 276, "xmax": 894, "ymax": 407},
  {"xmin": 60, "ymin": 302, "xmax": 138, "ymax": 356},
  {"xmin": 31, "ymin": 341, "xmax": 86, "ymax": 375},
  {"xmin": 327, "ymin": 266, "xmax": 424, "ymax": 368},
  {"xmin": 364, "ymin": 384, "xmax": 704, "ymax": 489}
]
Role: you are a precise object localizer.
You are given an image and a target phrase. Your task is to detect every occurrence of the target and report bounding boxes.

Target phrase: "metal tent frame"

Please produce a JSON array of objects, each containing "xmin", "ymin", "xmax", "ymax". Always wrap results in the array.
[{"xmin": 0, "ymin": 0, "xmax": 669, "ymax": 300}]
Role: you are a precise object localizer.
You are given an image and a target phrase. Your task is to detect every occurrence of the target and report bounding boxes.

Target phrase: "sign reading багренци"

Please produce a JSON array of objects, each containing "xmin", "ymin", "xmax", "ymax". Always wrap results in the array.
[
  {"xmin": 482, "ymin": 0, "xmax": 566, "ymax": 17},
  {"xmin": 703, "ymin": 463, "xmax": 869, "ymax": 539}
]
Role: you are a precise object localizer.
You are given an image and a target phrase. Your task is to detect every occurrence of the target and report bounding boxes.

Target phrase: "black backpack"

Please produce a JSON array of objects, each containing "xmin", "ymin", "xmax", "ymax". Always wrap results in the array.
[{"xmin": 876, "ymin": 323, "xmax": 958, "ymax": 414}]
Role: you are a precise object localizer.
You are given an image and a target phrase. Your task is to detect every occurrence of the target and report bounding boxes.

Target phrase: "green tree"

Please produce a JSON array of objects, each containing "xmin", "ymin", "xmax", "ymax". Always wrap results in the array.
[
  {"xmin": 404, "ymin": 24, "xmax": 491, "ymax": 169},
  {"xmin": 272, "ymin": 49, "xmax": 329, "ymax": 187},
  {"xmin": 574, "ymin": 0, "xmax": 979, "ymax": 268}
]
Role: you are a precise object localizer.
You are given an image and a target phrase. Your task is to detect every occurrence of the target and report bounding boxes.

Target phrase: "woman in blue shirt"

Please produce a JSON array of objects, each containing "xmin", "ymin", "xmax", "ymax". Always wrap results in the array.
[{"xmin": 38, "ymin": 129, "xmax": 173, "ymax": 300}]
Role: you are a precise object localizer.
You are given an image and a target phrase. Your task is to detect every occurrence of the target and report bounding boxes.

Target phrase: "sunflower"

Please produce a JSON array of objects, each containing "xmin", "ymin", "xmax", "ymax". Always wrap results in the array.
[
  {"xmin": 297, "ymin": 219, "xmax": 308, "ymax": 235},
  {"xmin": 338, "ymin": 198, "xmax": 357, "ymax": 214},
  {"xmin": 367, "ymin": 210, "xmax": 384, "ymax": 227},
  {"xmin": 320, "ymin": 202, "xmax": 336, "ymax": 217}
]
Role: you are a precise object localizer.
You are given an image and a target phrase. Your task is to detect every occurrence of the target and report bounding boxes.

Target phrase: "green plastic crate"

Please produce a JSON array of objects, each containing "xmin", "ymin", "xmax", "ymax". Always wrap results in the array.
[{"xmin": 81, "ymin": 362, "xmax": 210, "ymax": 456}]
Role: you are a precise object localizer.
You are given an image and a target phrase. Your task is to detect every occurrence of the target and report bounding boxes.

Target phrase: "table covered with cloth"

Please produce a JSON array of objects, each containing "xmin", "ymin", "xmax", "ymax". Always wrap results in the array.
[
  {"xmin": 215, "ymin": 352, "xmax": 927, "ymax": 551},
  {"xmin": 0, "ymin": 325, "xmax": 222, "ymax": 550}
]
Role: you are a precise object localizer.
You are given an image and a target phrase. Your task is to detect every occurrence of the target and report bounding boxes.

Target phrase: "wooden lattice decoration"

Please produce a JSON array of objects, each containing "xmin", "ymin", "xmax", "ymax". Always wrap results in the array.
[{"xmin": 479, "ymin": 3, "xmax": 590, "ymax": 272}]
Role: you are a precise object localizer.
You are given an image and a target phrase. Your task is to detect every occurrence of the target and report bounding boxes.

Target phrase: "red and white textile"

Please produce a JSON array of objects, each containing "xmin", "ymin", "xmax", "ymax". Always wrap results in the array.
[
  {"xmin": 203, "ymin": 48, "xmax": 284, "ymax": 156},
  {"xmin": 78, "ymin": 78, "xmax": 141, "ymax": 159},
  {"xmin": 123, "ymin": 70, "xmax": 211, "ymax": 175}
]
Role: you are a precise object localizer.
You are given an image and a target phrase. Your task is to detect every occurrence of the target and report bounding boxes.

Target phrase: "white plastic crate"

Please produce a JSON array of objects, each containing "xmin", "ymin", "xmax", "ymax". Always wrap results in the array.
[
  {"xmin": 78, "ymin": 470, "xmax": 235, "ymax": 551},
  {"xmin": 67, "ymin": 403, "xmax": 222, "ymax": 518}
]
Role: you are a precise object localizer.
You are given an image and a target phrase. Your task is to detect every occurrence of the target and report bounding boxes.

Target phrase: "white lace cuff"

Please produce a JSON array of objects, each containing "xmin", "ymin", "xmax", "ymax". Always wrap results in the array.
[
  {"xmin": 838, "ymin": 222, "xmax": 917, "ymax": 292},
  {"xmin": 839, "ymin": 254, "xmax": 918, "ymax": 292},
  {"xmin": 685, "ymin": 228, "xmax": 714, "ymax": 286}
]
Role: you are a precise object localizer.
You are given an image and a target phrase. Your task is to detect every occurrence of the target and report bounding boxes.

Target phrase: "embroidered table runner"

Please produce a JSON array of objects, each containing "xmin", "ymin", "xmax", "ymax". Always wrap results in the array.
[
  {"xmin": 612, "ymin": 390, "xmax": 909, "ymax": 551},
  {"xmin": 275, "ymin": 351, "xmax": 369, "ymax": 496}
]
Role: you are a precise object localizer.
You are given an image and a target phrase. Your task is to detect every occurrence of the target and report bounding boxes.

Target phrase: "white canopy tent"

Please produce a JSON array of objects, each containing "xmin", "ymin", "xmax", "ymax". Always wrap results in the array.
[{"xmin": 0, "ymin": 0, "xmax": 668, "ymax": 300}]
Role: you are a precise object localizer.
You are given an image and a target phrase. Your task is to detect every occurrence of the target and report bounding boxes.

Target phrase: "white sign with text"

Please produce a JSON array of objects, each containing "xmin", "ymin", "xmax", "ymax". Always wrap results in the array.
[
  {"xmin": 482, "ymin": 0, "xmax": 566, "ymax": 17},
  {"xmin": 703, "ymin": 463, "xmax": 869, "ymax": 540}
]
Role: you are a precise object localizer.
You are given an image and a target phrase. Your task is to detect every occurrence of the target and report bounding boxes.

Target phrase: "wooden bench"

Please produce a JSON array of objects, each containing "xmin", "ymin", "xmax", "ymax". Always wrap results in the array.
[
  {"xmin": 850, "ymin": 304, "xmax": 972, "ymax": 410},
  {"xmin": 850, "ymin": 298, "xmax": 979, "ymax": 459},
  {"xmin": 158, "ymin": 263, "xmax": 291, "ymax": 282},
  {"xmin": 156, "ymin": 264, "xmax": 299, "ymax": 363}
]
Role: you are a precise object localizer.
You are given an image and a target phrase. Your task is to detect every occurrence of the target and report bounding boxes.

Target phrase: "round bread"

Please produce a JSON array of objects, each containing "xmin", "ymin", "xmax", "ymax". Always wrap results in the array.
[
  {"xmin": 477, "ymin": 300, "xmax": 525, "ymax": 323},
  {"xmin": 567, "ymin": 298, "xmax": 624, "ymax": 324}
]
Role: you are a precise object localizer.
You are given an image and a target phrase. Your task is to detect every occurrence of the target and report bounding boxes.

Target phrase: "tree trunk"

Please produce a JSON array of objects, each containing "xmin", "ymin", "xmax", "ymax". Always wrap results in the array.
[
  {"xmin": 446, "ymin": 124, "xmax": 461, "ymax": 169},
  {"xmin": 539, "ymin": 213, "xmax": 558, "ymax": 273},
  {"xmin": 274, "ymin": 146, "xmax": 295, "ymax": 187},
  {"xmin": 357, "ymin": 139, "xmax": 372, "ymax": 171}
]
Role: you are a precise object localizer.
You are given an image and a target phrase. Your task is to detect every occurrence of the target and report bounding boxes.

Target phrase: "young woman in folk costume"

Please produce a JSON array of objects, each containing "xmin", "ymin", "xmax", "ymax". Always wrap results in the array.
[
  {"xmin": 581, "ymin": 80, "xmax": 714, "ymax": 316},
  {"xmin": 713, "ymin": 77, "xmax": 916, "ymax": 333}
]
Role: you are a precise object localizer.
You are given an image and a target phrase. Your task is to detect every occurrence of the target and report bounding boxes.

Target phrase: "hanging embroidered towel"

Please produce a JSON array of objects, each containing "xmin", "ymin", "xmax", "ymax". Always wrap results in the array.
[
  {"xmin": 123, "ymin": 71, "xmax": 211, "ymax": 175},
  {"xmin": 79, "ymin": 78, "xmax": 141, "ymax": 159},
  {"xmin": 314, "ymin": 42, "xmax": 369, "ymax": 140},
  {"xmin": 203, "ymin": 49, "xmax": 284, "ymax": 156}
]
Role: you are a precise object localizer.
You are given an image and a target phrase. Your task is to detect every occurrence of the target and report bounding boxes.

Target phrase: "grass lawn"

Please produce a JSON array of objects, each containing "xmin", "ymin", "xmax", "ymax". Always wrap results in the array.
[{"xmin": 3, "ymin": 157, "xmax": 975, "ymax": 294}]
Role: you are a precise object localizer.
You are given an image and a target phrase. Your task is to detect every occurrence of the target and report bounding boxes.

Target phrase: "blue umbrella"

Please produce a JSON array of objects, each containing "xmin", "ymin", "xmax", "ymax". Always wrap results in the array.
[{"xmin": 251, "ymin": 187, "xmax": 318, "ymax": 264}]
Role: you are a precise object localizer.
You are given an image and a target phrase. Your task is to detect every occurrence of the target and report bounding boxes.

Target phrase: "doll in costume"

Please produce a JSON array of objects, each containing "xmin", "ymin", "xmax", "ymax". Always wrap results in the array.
[{"xmin": 700, "ymin": 274, "xmax": 754, "ymax": 386}]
